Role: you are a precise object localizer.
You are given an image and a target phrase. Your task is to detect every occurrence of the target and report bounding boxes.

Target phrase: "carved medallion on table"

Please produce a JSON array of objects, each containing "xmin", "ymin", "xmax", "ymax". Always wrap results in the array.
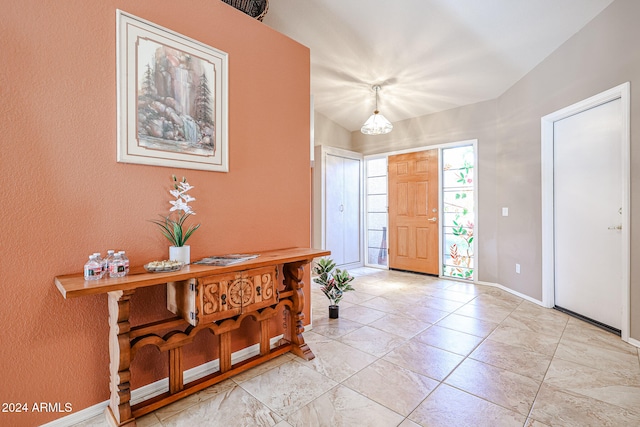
[{"xmin": 168, "ymin": 266, "xmax": 277, "ymax": 326}]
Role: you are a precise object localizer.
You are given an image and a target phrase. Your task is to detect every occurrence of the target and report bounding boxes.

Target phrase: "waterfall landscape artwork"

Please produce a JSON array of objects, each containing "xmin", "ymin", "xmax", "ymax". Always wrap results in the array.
[
  {"xmin": 137, "ymin": 41, "xmax": 216, "ymax": 157},
  {"xmin": 117, "ymin": 11, "xmax": 228, "ymax": 172}
]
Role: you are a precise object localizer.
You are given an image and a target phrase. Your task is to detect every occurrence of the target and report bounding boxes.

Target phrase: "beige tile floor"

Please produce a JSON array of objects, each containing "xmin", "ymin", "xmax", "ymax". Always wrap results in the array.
[{"xmin": 74, "ymin": 268, "xmax": 640, "ymax": 427}]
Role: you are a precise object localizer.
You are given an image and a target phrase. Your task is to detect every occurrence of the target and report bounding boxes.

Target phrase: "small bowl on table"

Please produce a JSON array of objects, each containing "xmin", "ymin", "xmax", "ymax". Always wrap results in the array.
[{"xmin": 144, "ymin": 260, "xmax": 184, "ymax": 273}]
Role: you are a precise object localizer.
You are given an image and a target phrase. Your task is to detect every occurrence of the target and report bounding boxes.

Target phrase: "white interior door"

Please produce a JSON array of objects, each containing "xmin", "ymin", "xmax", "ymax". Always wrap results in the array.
[
  {"xmin": 325, "ymin": 153, "xmax": 361, "ymax": 266},
  {"xmin": 342, "ymin": 156, "xmax": 361, "ymax": 265},
  {"xmin": 325, "ymin": 153, "xmax": 344, "ymax": 264},
  {"xmin": 553, "ymin": 98, "xmax": 622, "ymax": 330}
]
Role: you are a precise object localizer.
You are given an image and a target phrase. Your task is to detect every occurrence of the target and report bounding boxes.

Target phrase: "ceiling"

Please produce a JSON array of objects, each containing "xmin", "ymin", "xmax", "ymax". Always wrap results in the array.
[{"xmin": 262, "ymin": 0, "xmax": 614, "ymax": 132}]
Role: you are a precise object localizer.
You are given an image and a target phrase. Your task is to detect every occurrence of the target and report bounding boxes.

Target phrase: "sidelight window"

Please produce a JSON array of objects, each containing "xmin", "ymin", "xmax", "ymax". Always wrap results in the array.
[{"xmin": 441, "ymin": 145, "xmax": 475, "ymax": 280}]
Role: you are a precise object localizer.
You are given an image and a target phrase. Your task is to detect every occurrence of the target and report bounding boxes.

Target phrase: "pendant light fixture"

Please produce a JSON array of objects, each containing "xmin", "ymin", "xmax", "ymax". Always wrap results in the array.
[{"xmin": 360, "ymin": 84, "xmax": 393, "ymax": 135}]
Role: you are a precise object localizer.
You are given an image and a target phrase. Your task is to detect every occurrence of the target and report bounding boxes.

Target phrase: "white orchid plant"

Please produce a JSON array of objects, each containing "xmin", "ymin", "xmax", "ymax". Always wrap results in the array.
[{"xmin": 150, "ymin": 175, "xmax": 201, "ymax": 247}]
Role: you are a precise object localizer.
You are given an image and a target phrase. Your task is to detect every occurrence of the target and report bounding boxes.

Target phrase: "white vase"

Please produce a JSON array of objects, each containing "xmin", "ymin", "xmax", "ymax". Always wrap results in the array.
[{"xmin": 169, "ymin": 245, "xmax": 190, "ymax": 264}]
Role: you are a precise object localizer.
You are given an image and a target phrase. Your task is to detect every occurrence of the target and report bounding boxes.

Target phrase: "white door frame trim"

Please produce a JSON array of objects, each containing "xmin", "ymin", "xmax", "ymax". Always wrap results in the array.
[{"xmin": 541, "ymin": 82, "xmax": 630, "ymax": 341}]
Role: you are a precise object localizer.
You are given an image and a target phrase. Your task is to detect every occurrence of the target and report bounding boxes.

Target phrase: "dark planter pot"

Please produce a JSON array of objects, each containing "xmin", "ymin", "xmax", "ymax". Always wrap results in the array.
[{"xmin": 329, "ymin": 305, "xmax": 339, "ymax": 319}]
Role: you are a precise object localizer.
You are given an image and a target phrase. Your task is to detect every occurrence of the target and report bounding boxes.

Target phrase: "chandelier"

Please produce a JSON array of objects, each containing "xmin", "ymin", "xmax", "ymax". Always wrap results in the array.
[{"xmin": 360, "ymin": 85, "xmax": 393, "ymax": 135}]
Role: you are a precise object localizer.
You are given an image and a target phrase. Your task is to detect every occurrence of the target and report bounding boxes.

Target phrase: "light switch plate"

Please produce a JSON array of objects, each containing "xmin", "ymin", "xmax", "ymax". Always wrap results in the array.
[{"xmin": 502, "ymin": 207, "xmax": 509, "ymax": 216}]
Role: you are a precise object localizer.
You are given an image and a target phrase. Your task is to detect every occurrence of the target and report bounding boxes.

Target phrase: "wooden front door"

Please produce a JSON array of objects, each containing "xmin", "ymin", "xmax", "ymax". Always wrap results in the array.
[{"xmin": 388, "ymin": 150, "xmax": 439, "ymax": 274}]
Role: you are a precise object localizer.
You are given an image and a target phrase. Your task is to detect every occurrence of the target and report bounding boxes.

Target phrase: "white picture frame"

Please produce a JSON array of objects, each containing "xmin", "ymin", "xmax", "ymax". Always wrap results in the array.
[{"xmin": 116, "ymin": 10, "xmax": 229, "ymax": 172}]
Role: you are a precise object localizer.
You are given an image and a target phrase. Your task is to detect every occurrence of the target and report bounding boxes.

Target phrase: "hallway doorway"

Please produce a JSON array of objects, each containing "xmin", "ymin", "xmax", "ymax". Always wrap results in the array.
[{"xmin": 364, "ymin": 141, "xmax": 477, "ymax": 282}]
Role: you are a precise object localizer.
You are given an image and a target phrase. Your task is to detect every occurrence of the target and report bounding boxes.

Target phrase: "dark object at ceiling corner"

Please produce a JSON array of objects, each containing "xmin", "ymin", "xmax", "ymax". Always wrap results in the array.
[{"xmin": 221, "ymin": 0, "xmax": 269, "ymax": 21}]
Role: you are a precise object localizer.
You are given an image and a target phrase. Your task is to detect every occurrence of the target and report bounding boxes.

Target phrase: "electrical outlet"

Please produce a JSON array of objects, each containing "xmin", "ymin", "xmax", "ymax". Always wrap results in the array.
[{"xmin": 516, "ymin": 263, "xmax": 521, "ymax": 274}]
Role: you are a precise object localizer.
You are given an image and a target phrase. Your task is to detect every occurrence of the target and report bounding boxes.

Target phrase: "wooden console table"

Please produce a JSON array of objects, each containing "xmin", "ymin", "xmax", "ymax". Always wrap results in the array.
[{"xmin": 55, "ymin": 247, "xmax": 329, "ymax": 426}]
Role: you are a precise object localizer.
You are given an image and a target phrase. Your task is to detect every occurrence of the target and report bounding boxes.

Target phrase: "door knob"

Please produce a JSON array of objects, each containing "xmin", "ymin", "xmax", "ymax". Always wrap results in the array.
[
  {"xmin": 608, "ymin": 225, "xmax": 622, "ymax": 230},
  {"xmin": 427, "ymin": 217, "xmax": 437, "ymax": 222}
]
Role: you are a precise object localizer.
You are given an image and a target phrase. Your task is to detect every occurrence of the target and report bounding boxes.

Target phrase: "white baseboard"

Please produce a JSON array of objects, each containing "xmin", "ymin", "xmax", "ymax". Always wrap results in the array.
[
  {"xmin": 474, "ymin": 280, "xmax": 547, "ymax": 307},
  {"xmin": 41, "ymin": 334, "xmax": 285, "ymax": 427},
  {"xmin": 39, "ymin": 400, "xmax": 107, "ymax": 427},
  {"xmin": 628, "ymin": 337, "xmax": 640, "ymax": 348},
  {"xmin": 474, "ymin": 280, "xmax": 640, "ymax": 349}
]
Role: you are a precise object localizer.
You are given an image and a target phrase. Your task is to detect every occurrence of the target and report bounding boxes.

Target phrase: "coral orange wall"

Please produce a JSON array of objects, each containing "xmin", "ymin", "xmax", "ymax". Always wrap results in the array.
[{"xmin": 0, "ymin": 1, "xmax": 311, "ymax": 425}]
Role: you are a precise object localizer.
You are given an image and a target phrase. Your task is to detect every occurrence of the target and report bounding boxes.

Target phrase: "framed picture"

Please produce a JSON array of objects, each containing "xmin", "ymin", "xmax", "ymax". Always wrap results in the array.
[{"xmin": 116, "ymin": 10, "xmax": 228, "ymax": 172}]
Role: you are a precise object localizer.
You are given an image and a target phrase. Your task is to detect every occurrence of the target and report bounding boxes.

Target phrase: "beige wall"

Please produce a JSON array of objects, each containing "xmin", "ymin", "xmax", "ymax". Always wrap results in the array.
[
  {"xmin": 0, "ymin": 1, "xmax": 311, "ymax": 425},
  {"xmin": 349, "ymin": 0, "xmax": 640, "ymax": 336},
  {"xmin": 495, "ymin": 0, "xmax": 640, "ymax": 322},
  {"xmin": 314, "ymin": 111, "xmax": 352, "ymax": 150}
]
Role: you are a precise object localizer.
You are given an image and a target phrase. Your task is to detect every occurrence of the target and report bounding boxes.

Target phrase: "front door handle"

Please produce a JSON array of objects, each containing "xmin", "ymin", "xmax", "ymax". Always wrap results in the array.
[
  {"xmin": 608, "ymin": 225, "xmax": 622, "ymax": 230},
  {"xmin": 427, "ymin": 217, "xmax": 437, "ymax": 222}
]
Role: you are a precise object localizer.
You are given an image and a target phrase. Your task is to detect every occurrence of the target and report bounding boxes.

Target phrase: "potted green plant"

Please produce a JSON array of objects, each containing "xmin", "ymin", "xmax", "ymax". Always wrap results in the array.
[{"xmin": 312, "ymin": 257, "xmax": 355, "ymax": 319}]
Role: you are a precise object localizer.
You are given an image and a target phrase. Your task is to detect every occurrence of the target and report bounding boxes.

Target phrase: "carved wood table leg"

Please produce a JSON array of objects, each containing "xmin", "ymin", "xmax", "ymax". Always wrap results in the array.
[
  {"xmin": 283, "ymin": 260, "xmax": 315, "ymax": 360},
  {"xmin": 168, "ymin": 348, "xmax": 184, "ymax": 394},
  {"xmin": 105, "ymin": 289, "xmax": 136, "ymax": 427},
  {"xmin": 219, "ymin": 331, "xmax": 232, "ymax": 373},
  {"xmin": 260, "ymin": 319, "xmax": 270, "ymax": 356}
]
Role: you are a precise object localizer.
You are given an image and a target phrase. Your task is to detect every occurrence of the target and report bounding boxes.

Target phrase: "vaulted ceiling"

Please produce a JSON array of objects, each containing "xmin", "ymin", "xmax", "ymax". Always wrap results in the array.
[{"xmin": 263, "ymin": 0, "xmax": 614, "ymax": 131}]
